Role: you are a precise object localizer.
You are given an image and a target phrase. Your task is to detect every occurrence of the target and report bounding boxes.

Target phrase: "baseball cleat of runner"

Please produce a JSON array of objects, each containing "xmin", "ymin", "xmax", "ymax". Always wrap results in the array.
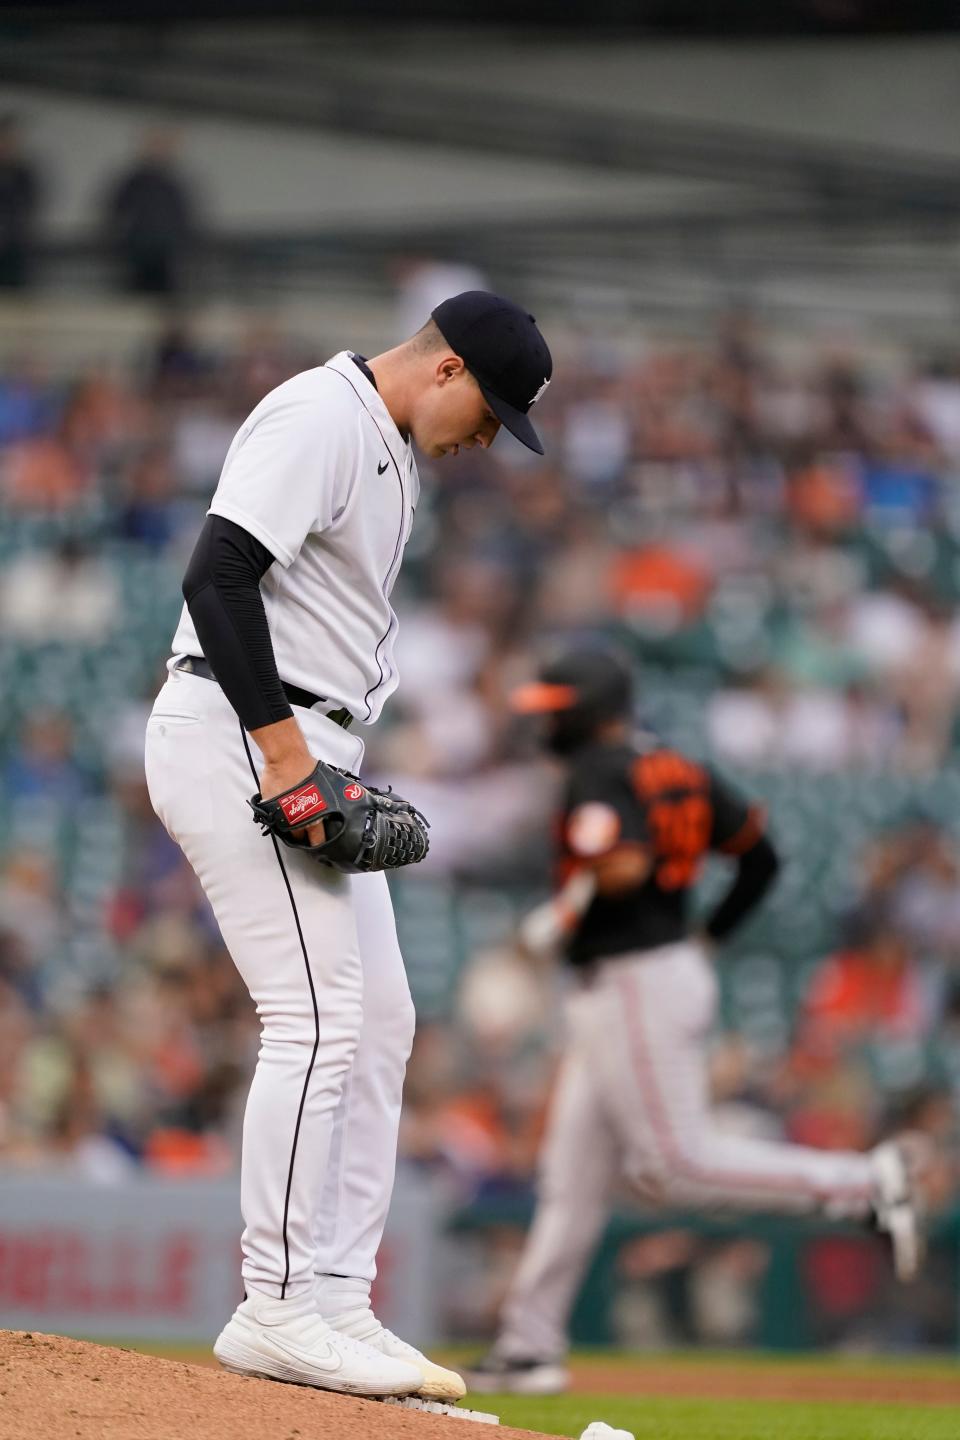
[
  {"xmin": 870, "ymin": 1133, "xmax": 932, "ymax": 1282},
  {"xmin": 463, "ymin": 1350, "xmax": 570, "ymax": 1395},
  {"xmin": 213, "ymin": 1293, "xmax": 422, "ymax": 1396},
  {"xmin": 324, "ymin": 1307, "xmax": 466, "ymax": 1401}
]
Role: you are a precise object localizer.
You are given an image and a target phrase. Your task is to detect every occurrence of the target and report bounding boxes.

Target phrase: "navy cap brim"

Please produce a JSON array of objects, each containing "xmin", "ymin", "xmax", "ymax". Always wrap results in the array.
[{"xmin": 479, "ymin": 383, "xmax": 545, "ymax": 456}]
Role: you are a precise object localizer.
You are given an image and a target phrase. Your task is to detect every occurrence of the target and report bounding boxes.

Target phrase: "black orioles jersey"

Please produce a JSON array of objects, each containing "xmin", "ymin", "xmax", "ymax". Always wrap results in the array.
[{"xmin": 558, "ymin": 739, "xmax": 765, "ymax": 967}]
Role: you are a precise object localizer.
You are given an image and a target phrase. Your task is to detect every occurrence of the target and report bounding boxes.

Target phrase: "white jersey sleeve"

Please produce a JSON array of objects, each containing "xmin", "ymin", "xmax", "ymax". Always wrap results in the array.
[{"xmin": 208, "ymin": 385, "xmax": 353, "ymax": 569}]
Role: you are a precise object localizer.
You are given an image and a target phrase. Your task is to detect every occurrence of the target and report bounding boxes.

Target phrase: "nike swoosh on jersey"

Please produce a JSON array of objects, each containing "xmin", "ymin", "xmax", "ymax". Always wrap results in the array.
[{"xmin": 378, "ymin": 459, "xmax": 390, "ymax": 474}]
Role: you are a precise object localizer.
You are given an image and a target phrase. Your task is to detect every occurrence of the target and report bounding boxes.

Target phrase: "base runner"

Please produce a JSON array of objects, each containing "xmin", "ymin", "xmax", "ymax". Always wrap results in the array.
[{"xmin": 467, "ymin": 649, "xmax": 928, "ymax": 1395}]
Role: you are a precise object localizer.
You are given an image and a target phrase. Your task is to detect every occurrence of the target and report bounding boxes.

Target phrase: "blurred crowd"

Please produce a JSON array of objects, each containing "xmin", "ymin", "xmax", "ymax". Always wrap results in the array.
[{"xmin": 3, "ymin": 301, "xmax": 960, "ymax": 1343}]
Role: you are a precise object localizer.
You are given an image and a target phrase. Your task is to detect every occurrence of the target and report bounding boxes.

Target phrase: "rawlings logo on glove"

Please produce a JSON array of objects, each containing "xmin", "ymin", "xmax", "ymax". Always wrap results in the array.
[
  {"xmin": 249, "ymin": 760, "xmax": 429, "ymax": 875},
  {"xmin": 278, "ymin": 785, "xmax": 328, "ymax": 824}
]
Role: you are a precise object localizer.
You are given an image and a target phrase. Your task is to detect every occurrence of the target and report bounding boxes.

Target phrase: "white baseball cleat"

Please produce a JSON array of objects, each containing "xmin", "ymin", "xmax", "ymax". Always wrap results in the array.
[
  {"xmin": 213, "ymin": 1292, "xmax": 422, "ymax": 1396},
  {"xmin": 323, "ymin": 1306, "xmax": 466, "ymax": 1402},
  {"xmin": 870, "ymin": 1134, "xmax": 931, "ymax": 1283},
  {"xmin": 463, "ymin": 1349, "xmax": 570, "ymax": 1396}
]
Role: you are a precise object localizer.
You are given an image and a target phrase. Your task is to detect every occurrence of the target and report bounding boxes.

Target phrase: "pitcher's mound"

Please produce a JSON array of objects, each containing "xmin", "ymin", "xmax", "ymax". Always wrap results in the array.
[{"xmin": 0, "ymin": 1330, "xmax": 551, "ymax": 1440}]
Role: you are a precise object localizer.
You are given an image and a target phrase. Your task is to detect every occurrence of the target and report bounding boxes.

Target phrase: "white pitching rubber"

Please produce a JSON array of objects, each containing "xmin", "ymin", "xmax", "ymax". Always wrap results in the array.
[{"xmin": 383, "ymin": 1397, "xmax": 500, "ymax": 1424}]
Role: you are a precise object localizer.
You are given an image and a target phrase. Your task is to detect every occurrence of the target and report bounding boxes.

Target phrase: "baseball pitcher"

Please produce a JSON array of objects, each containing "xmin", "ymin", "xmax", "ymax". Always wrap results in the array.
[{"xmin": 144, "ymin": 293, "xmax": 552, "ymax": 1400}]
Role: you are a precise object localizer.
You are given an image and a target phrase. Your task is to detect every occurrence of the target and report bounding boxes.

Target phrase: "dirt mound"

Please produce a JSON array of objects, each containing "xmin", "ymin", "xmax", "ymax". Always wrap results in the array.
[{"xmin": 0, "ymin": 1330, "xmax": 555, "ymax": 1440}]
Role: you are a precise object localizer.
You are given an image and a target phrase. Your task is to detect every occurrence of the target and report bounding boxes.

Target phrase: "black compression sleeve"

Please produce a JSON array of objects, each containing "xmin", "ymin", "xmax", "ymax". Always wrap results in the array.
[
  {"xmin": 703, "ymin": 834, "xmax": 780, "ymax": 942},
  {"xmin": 181, "ymin": 514, "xmax": 293, "ymax": 732}
]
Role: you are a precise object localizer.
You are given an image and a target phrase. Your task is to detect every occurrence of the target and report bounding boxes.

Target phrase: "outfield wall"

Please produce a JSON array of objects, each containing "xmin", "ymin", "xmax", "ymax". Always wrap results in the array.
[
  {"xmin": 0, "ymin": 1168, "xmax": 443, "ymax": 1345},
  {"xmin": 3, "ymin": 1172, "xmax": 957, "ymax": 1350}
]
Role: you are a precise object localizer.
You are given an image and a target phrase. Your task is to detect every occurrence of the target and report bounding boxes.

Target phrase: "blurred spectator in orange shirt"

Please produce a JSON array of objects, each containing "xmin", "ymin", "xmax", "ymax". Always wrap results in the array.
[
  {"xmin": 612, "ymin": 543, "xmax": 711, "ymax": 631},
  {"xmin": 796, "ymin": 915, "xmax": 929, "ymax": 1062},
  {"xmin": 1, "ymin": 432, "xmax": 87, "ymax": 512},
  {"xmin": 787, "ymin": 452, "xmax": 861, "ymax": 536}
]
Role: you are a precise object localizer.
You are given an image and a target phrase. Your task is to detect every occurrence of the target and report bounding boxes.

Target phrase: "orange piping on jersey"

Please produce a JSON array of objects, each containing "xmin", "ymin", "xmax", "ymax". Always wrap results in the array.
[
  {"xmin": 631, "ymin": 750, "xmax": 708, "ymax": 799},
  {"xmin": 717, "ymin": 805, "xmax": 767, "ymax": 856},
  {"xmin": 647, "ymin": 795, "xmax": 713, "ymax": 889},
  {"xmin": 628, "ymin": 752, "xmax": 713, "ymax": 890}
]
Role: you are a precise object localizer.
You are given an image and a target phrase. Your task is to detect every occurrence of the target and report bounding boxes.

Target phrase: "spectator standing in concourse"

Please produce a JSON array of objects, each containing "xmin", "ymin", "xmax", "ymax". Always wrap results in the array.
[
  {"xmin": 105, "ymin": 129, "xmax": 197, "ymax": 297},
  {"xmin": 0, "ymin": 115, "xmax": 42, "ymax": 290}
]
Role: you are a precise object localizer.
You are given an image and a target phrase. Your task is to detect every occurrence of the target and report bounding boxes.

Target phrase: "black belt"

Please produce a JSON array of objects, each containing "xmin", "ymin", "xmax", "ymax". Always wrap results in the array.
[{"xmin": 177, "ymin": 656, "xmax": 354, "ymax": 730}]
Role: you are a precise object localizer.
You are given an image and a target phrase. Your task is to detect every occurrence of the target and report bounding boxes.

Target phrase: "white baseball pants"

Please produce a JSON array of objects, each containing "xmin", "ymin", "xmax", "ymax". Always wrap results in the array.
[
  {"xmin": 499, "ymin": 940, "xmax": 876, "ymax": 1359},
  {"xmin": 144, "ymin": 666, "xmax": 415, "ymax": 1302}
]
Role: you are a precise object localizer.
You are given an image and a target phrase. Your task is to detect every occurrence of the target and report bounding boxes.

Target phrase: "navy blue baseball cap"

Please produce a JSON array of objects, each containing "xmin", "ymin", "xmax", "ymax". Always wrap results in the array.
[{"xmin": 431, "ymin": 290, "xmax": 553, "ymax": 455}]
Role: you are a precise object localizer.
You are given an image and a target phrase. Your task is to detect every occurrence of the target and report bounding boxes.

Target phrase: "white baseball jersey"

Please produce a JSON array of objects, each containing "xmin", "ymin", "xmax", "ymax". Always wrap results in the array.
[{"xmin": 171, "ymin": 351, "xmax": 419, "ymax": 723}]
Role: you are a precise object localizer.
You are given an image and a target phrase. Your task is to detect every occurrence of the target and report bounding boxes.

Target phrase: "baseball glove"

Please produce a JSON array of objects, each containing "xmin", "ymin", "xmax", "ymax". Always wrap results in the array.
[{"xmin": 248, "ymin": 760, "xmax": 430, "ymax": 874}]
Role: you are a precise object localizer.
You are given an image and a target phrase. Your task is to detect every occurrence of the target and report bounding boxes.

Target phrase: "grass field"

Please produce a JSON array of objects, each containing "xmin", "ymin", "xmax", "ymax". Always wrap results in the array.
[
  {"xmin": 488, "ymin": 1394, "xmax": 960, "ymax": 1439},
  {"xmin": 468, "ymin": 1350, "xmax": 960, "ymax": 1439},
  {"xmin": 122, "ymin": 1343, "xmax": 960, "ymax": 1440}
]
